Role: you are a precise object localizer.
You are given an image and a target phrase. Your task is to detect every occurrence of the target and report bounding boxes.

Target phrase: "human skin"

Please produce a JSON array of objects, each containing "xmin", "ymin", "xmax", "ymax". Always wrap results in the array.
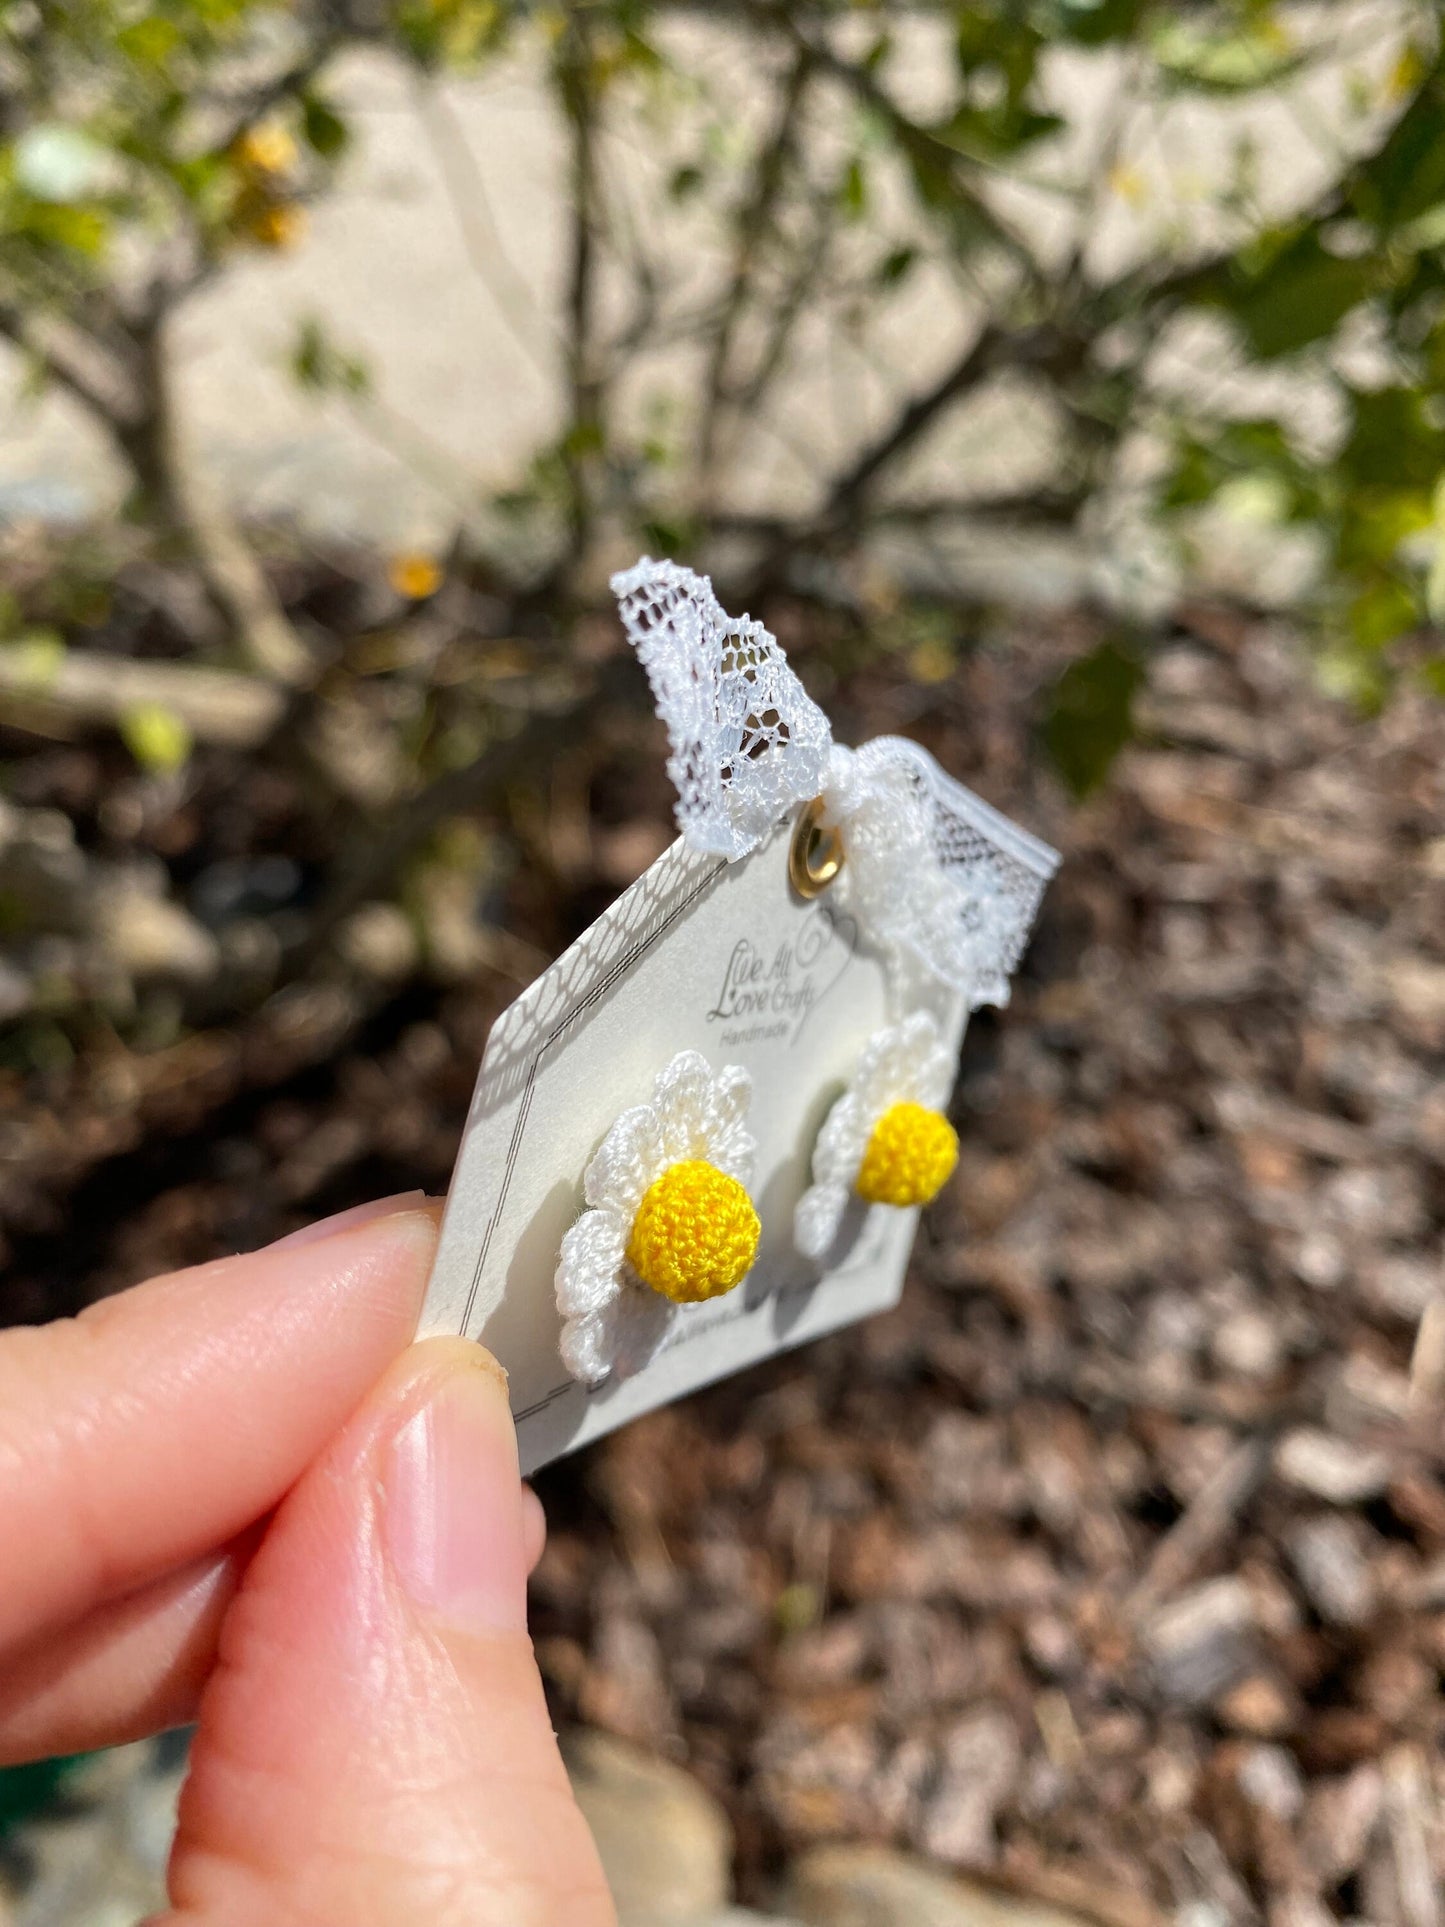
[{"xmin": 0, "ymin": 1195, "xmax": 616, "ymax": 1926}]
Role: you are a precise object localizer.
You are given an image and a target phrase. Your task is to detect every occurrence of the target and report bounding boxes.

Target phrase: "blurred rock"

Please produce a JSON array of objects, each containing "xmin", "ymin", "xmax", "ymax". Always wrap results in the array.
[
  {"xmin": 1235, "ymin": 1743, "xmax": 1304, "ymax": 1823},
  {"xmin": 562, "ymin": 1729, "xmax": 733, "ymax": 1927},
  {"xmin": 917, "ymin": 1708, "xmax": 1020, "ymax": 1865},
  {"xmin": 1286, "ymin": 1516, "xmax": 1377, "ymax": 1628},
  {"xmin": 785, "ymin": 1847, "xmax": 1093, "ymax": 1927},
  {"xmin": 1274, "ymin": 1432, "xmax": 1392, "ymax": 1505},
  {"xmin": 0, "ymin": 799, "xmax": 88, "ymax": 927},
  {"xmin": 1215, "ymin": 1673, "xmax": 1296, "ymax": 1738},
  {"xmin": 335, "ymin": 900, "xmax": 419, "ymax": 983},
  {"xmin": 1143, "ymin": 1578, "xmax": 1257, "ymax": 1707},
  {"xmin": 1301, "ymin": 1764, "xmax": 1384, "ymax": 1885},
  {"xmin": 0, "ymin": 956, "xmax": 31, "ymax": 1022},
  {"xmin": 95, "ymin": 878, "xmax": 220, "ymax": 984}
]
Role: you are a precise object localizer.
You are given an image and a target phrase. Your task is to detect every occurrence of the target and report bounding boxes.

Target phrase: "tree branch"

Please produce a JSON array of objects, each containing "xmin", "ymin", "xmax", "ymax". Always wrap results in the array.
[
  {"xmin": 556, "ymin": 14, "xmax": 604, "ymax": 580},
  {"xmin": 786, "ymin": 20, "xmax": 1041, "ymax": 285},
  {"xmin": 0, "ymin": 302, "xmax": 140, "ymax": 429},
  {"xmin": 714, "ymin": 481, "xmax": 1086, "ymax": 538},
  {"xmin": 295, "ymin": 658, "xmax": 641, "ymax": 963},
  {"xmin": 697, "ymin": 40, "xmax": 816, "ymax": 486},
  {"xmin": 414, "ymin": 75, "xmax": 556, "ymax": 383}
]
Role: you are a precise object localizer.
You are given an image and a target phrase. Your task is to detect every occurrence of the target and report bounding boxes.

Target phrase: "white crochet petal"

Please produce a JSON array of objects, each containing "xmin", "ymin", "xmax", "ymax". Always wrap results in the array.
[
  {"xmin": 555, "ymin": 1208, "xmax": 628, "ymax": 1319},
  {"xmin": 712, "ymin": 1062, "xmax": 752, "ymax": 1136},
  {"xmin": 812, "ymin": 1089, "xmax": 871, "ymax": 1188},
  {"xmin": 612, "ymin": 557, "xmax": 833, "ymax": 861},
  {"xmin": 583, "ymin": 1103, "xmax": 665, "ymax": 1215},
  {"xmin": 889, "ymin": 1011, "xmax": 948, "ymax": 1106},
  {"xmin": 707, "ymin": 1064, "xmax": 756, "ymax": 1183},
  {"xmin": 795, "ymin": 1180, "xmax": 848, "ymax": 1261},
  {"xmin": 915, "ymin": 1038, "xmax": 956, "ymax": 1112},
  {"xmin": 653, "ymin": 1049, "xmax": 722, "ymax": 1164},
  {"xmin": 560, "ymin": 1305, "xmax": 619, "ymax": 1387},
  {"xmin": 852, "ymin": 1022, "xmax": 920, "ymax": 1118}
]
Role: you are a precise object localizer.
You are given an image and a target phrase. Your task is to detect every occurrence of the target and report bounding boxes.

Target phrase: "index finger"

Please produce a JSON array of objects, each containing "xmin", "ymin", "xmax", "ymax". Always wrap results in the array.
[{"xmin": 0, "ymin": 1200, "xmax": 438, "ymax": 1655}]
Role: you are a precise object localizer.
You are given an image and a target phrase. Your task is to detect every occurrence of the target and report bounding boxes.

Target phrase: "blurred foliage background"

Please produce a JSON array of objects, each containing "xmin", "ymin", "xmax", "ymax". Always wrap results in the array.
[
  {"xmin": 1, "ymin": 0, "xmax": 1442, "ymax": 1241},
  {"xmin": 5, "ymin": 7, "xmax": 1445, "ymax": 1919}
]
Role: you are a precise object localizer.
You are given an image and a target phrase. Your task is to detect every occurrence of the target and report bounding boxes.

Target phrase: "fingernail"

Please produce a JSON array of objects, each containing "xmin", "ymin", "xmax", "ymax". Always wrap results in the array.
[
  {"xmin": 383, "ymin": 1349, "xmax": 528, "ymax": 1634},
  {"xmin": 270, "ymin": 1192, "xmax": 428, "ymax": 1250}
]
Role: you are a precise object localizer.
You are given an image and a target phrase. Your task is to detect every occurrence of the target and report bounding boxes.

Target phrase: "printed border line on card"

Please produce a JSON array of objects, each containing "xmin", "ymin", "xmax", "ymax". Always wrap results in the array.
[{"xmin": 458, "ymin": 853, "xmax": 730, "ymax": 1339}]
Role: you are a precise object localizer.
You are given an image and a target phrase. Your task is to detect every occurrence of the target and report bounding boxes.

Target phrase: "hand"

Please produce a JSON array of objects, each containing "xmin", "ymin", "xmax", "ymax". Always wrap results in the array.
[{"xmin": 0, "ymin": 1196, "xmax": 615, "ymax": 1925}]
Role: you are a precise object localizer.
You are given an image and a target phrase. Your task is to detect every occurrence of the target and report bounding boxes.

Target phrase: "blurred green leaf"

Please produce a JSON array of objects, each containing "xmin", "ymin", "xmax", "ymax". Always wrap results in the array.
[
  {"xmin": 1207, "ymin": 228, "xmax": 1376, "ymax": 359},
  {"xmin": 0, "ymin": 1756, "xmax": 89, "ymax": 1836},
  {"xmin": 291, "ymin": 318, "xmax": 369, "ymax": 396},
  {"xmin": 875, "ymin": 243, "xmax": 918, "ymax": 287},
  {"xmin": 1045, "ymin": 0, "xmax": 1149, "ymax": 48},
  {"xmin": 301, "ymin": 91, "xmax": 349, "ymax": 160},
  {"xmin": 120, "ymin": 702, "xmax": 193, "ymax": 774},
  {"xmin": 1152, "ymin": 19, "xmax": 1305, "ymax": 95},
  {"xmin": 1348, "ymin": 578, "xmax": 1419, "ymax": 653},
  {"xmin": 840, "ymin": 155, "xmax": 867, "ymax": 219},
  {"xmin": 927, "ymin": 104, "xmax": 1063, "ymax": 162},
  {"xmin": 115, "ymin": 15, "xmax": 182, "ymax": 65},
  {"xmin": 1042, "ymin": 639, "xmax": 1144, "ymax": 798},
  {"xmin": 1340, "ymin": 386, "xmax": 1444, "ymax": 490},
  {"xmin": 1353, "ymin": 67, "xmax": 1445, "ymax": 231}
]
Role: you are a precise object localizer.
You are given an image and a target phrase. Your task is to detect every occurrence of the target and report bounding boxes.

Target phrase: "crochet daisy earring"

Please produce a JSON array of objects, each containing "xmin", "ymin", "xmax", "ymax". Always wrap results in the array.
[
  {"xmin": 555, "ymin": 1050, "xmax": 760, "ymax": 1385},
  {"xmin": 794, "ymin": 1012, "xmax": 959, "ymax": 1262}
]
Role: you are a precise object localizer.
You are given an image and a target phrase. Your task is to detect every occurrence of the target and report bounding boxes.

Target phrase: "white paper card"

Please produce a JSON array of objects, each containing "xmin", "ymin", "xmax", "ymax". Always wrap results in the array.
[{"xmin": 419, "ymin": 804, "xmax": 965, "ymax": 1475}]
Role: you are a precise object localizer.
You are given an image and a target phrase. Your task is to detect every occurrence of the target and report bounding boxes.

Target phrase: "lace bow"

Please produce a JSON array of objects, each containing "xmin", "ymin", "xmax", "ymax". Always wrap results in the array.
[{"xmin": 611, "ymin": 557, "xmax": 1058, "ymax": 1010}]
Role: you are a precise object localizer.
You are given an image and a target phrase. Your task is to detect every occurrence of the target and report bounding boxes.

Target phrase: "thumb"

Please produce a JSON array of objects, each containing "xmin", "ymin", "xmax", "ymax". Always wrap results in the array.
[{"xmin": 161, "ymin": 1338, "xmax": 616, "ymax": 1927}]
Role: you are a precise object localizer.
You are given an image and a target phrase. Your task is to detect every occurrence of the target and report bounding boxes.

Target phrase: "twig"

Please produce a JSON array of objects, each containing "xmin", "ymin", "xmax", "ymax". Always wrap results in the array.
[
  {"xmin": 739, "ymin": 318, "xmax": 998, "ymax": 590},
  {"xmin": 713, "ymin": 484, "xmax": 1086, "ymax": 538},
  {"xmin": 556, "ymin": 13, "xmax": 604, "ymax": 581},
  {"xmin": 1384, "ymin": 1747, "xmax": 1442, "ymax": 1927},
  {"xmin": 1126, "ymin": 1436, "xmax": 1273, "ymax": 1621},
  {"xmin": 696, "ymin": 40, "xmax": 816, "ymax": 486},
  {"xmin": 113, "ymin": 313, "xmax": 313, "ymax": 685},
  {"xmin": 786, "ymin": 20, "xmax": 1041, "ymax": 282},
  {"xmin": 0, "ymin": 302, "xmax": 139, "ymax": 427},
  {"xmin": 724, "ymin": 190, "xmax": 832, "ymax": 425},
  {"xmin": 294, "ymin": 659, "xmax": 639, "ymax": 964},
  {"xmin": 414, "ymin": 76, "xmax": 556, "ymax": 383},
  {"xmin": 0, "ymin": 649, "xmax": 285, "ymax": 747}
]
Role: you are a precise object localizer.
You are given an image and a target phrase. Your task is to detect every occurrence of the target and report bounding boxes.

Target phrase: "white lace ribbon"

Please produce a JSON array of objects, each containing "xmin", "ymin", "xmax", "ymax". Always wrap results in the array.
[
  {"xmin": 612, "ymin": 555, "xmax": 832, "ymax": 860},
  {"xmin": 611, "ymin": 557, "xmax": 1059, "ymax": 1009}
]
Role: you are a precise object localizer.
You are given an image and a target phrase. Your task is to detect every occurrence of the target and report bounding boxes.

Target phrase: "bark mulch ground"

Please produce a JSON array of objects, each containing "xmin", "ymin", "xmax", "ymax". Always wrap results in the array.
[{"xmin": 3, "ymin": 594, "xmax": 1442, "ymax": 1926}]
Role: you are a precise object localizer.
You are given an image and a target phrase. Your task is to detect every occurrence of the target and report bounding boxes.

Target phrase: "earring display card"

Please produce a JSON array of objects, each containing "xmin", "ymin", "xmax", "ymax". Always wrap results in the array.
[{"xmin": 420, "ymin": 804, "xmax": 966, "ymax": 1475}]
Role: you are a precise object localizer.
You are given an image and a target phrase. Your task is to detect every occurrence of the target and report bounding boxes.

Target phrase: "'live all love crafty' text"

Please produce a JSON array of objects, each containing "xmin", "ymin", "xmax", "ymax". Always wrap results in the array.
[{"xmin": 706, "ymin": 912, "xmax": 846, "ymax": 1049}]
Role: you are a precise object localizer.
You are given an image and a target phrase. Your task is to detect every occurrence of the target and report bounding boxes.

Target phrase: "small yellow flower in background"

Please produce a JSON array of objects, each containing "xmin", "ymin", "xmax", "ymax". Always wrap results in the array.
[
  {"xmin": 388, "ymin": 552, "xmax": 444, "ymax": 600},
  {"xmin": 246, "ymin": 201, "xmax": 306, "ymax": 250},
  {"xmin": 1108, "ymin": 162, "xmax": 1149, "ymax": 209},
  {"xmin": 908, "ymin": 636, "xmax": 954, "ymax": 685},
  {"xmin": 1387, "ymin": 42, "xmax": 1427, "ymax": 103},
  {"xmin": 235, "ymin": 123, "xmax": 299, "ymax": 181}
]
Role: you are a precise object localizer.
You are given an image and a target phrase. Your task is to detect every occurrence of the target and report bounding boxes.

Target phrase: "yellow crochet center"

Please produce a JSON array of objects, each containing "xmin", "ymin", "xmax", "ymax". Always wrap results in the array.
[
  {"xmin": 626, "ymin": 1159, "xmax": 761, "ymax": 1304},
  {"xmin": 855, "ymin": 1101, "xmax": 959, "ymax": 1208}
]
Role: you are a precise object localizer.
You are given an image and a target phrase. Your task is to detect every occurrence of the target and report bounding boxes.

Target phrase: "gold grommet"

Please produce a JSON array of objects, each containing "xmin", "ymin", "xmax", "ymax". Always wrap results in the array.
[{"xmin": 788, "ymin": 797, "xmax": 844, "ymax": 899}]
